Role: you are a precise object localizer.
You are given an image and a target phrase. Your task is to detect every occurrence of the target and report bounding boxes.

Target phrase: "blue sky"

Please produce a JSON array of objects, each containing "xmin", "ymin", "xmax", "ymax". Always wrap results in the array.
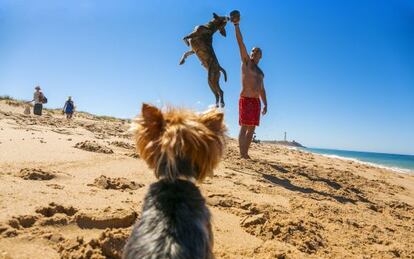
[{"xmin": 1, "ymin": 0, "xmax": 413, "ymax": 155}]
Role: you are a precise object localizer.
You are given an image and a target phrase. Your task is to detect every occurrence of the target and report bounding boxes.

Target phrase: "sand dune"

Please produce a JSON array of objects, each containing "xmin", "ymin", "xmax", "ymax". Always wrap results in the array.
[{"xmin": 0, "ymin": 99, "xmax": 413, "ymax": 258}]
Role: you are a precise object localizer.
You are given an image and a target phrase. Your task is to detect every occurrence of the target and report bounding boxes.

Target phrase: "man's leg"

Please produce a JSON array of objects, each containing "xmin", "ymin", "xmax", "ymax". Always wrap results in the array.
[
  {"xmin": 245, "ymin": 126, "xmax": 256, "ymax": 157},
  {"xmin": 239, "ymin": 125, "xmax": 248, "ymax": 158}
]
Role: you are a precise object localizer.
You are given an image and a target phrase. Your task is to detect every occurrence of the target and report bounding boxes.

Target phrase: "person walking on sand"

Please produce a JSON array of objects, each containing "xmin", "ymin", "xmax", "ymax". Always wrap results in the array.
[
  {"xmin": 232, "ymin": 13, "xmax": 268, "ymax": 159},
  {"xmin": 62, "ymin": 96, "xmax": 75, "ymax": 119},
  {"xmin": 32, "ymin": 86, "xmax": 47, "ymax": 116}
]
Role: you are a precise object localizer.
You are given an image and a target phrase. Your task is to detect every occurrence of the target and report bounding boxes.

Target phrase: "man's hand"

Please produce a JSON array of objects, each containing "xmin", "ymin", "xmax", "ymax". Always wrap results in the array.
[
  {"xmin": 262, "ymin": 105, "xmax": 267, "ymax": 115},
  {"xmin": 230, "ymin": 10, "xmax": 240, "ymax": 24}
]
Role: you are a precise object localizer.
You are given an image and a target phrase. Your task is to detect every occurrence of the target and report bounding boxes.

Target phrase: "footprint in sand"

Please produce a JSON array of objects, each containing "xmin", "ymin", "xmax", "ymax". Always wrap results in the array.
[
  {"xmin": 207, "ymin": 193, "xmax": 247, "ymax": 210},
  {"xmin": 89, "ymin": 175, "xmax": 144, "ymax": 191},
  {"xmin": 17, "ymin": 168, "xmax": 56, "ymax": 180},
  {"xmin": 74, "ymin": 140, "xmax": 114, "ymax": 154},
  {"xmin": 1, "ymin": 206, "xmax": 134, "ymax": 258},
  {"xmin": 1, "ymin": 203, "xmax": 78, "ymax": 238},
  {"xmin": 37, "ymin": 213, "xmax": 71, "ymax": 227},
  {"xmin": 59, "ymin": 208, "xmax": 136, "ymax": 257},
  {"xmin": 110, "ymin": 141, "xmax": 134, "ymax": 150},
  {"xmin": 58, "ymin": 228, "xmax": 130, "ymax": 259},
  {"xmin": 35, "ymin": 202, "xmax": 78, "ymax": 217},
  {"xmin": 237, "ymin": 204, "xmax": 326, "ymax": 255},
  {"xmin": 75, "ymin": 207, "xmax": 137, "ymax": 229},
  {"xmin": 7, "ymin": 215, "xmax": 38, "ymax": 229}
]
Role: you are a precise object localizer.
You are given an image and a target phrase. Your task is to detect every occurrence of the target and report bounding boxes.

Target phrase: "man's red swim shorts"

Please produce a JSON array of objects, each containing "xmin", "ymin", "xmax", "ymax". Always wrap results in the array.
[{"xmin": 239, "ymin": 96, "xmax": 261, "ymax": 126}]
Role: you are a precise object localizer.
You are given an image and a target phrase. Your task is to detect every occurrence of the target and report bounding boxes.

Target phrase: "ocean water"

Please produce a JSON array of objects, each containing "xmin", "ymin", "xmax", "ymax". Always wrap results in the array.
[{"xmin": 305, "ymin": 148, "xmax": 414, "ymax": 174}]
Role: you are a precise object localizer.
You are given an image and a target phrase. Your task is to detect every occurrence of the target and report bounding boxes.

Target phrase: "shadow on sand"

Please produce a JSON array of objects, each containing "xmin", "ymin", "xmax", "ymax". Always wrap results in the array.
[
  {"xmin": 229, "ymin": 162, "xmax": 370, "ymax": 204},
  {"xmin": 261, "ymin": 173, "xmax": 358, "ymax": 204}
]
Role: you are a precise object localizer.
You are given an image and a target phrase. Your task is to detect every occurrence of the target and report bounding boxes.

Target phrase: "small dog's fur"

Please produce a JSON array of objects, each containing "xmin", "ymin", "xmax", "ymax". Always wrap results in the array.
[
  {"xmin": 123, "ymin": 103, "xmax": 226, "ymax": 259},
  {"xmin": 179, "ymin": 13, "xmax": 229, "ymax": 108}
]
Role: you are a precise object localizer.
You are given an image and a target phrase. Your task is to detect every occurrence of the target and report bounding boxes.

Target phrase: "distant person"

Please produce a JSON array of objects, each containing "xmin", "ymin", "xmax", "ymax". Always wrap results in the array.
[
  {"xmin": 231, "ymin": 13, "xmax": 268, "ymax": 159},
  {"xmin": 62, "ymin": 96, "xmax": 75, "ymax": 119},
  {"xmin": 31, "ymin": 86, "xmax": 47, "ymax": 116}
]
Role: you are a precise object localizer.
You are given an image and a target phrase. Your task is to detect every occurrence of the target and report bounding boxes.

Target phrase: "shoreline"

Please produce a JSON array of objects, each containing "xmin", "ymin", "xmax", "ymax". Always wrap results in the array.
[
  {"xmin": 298, "ymin": 147, "xmax": 414, "ymax": 175},
  {"xmin": 317, "ymin": 153, "xmax": 414, "ymax": 175}
]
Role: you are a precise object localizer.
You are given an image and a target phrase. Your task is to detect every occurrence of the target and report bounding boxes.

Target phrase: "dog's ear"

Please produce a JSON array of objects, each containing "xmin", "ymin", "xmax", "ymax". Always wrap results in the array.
[
  {"xmin": 199, "ymin": 109, "xmax": 225, "ymax": 134},
  {"xmin": 141, "ymin": 103, "xmax": 164, "ymax": 131},
  {"xmin": 213, "ymin": 12, "xmax": 219, "ymax": 19}
]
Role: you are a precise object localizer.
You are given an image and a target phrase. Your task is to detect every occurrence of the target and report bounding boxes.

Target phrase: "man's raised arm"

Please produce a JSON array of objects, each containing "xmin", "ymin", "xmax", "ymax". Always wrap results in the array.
[{"xmin": 234, "ymin": 24, "xmax": 249, "ymax": 63}]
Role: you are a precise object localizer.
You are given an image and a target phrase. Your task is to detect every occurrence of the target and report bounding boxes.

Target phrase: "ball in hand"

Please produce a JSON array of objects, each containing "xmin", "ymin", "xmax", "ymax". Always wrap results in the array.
[{"xmin": 230, "ymin": 10, "xmax": 240, "ymax": 24}]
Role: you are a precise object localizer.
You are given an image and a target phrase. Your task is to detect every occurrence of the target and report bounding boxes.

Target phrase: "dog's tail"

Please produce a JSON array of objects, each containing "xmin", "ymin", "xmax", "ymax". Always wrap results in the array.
[{"xmin": 220, "ymin": 67, "xmax": 227, "ymax": 82}]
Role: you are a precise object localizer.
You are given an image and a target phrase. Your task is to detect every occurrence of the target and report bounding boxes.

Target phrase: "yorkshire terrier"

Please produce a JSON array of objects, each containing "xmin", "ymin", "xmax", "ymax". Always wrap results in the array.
[{"xmin": 123, "ymin": 103, "xmax": 226, "ymax": 259}]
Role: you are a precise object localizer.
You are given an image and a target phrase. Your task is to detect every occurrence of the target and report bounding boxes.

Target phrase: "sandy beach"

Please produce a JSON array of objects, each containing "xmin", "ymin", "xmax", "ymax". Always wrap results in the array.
[{"xmin": 0, "ymin": 99, "xmax": 413, "ymax": 259}]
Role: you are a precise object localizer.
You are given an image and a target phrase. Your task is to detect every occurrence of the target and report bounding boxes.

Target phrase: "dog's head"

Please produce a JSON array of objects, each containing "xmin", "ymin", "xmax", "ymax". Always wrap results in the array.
[
  {"xmin": 132, "ymin": 103, "xmax": 226, "ymax": 182},
  {"xmin": 212, "ymin": 12, "xmax": 229, "ymax": 37}
]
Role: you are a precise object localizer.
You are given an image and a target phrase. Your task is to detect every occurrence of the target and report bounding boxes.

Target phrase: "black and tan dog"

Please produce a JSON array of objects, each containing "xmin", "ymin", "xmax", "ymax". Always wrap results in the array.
[
  {"xmin": 179, "ymin": 13, "xmax": 229, "ymax": 108},
  {"xmin": 123, "ymin": 103, "xmax": 226, "ymax": 259}
]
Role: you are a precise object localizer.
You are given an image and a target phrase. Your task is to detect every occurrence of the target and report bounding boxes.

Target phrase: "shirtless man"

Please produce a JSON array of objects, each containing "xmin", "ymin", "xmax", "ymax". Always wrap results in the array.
[{"xmin": 233, "ymin": 19, "xmax": 267, "ymax": 159}]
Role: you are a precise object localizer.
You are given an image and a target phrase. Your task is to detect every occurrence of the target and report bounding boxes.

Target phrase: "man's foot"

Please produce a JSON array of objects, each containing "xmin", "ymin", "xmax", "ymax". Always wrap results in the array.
[{"xmin": 240, "ymin": 154, "xmax": 251, "ymax": 159}]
